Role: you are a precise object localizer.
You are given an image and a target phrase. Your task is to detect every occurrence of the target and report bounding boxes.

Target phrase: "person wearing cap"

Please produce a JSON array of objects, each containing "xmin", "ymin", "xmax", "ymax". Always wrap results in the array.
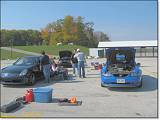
[
  {"xmin": 74, "ymin": 49, "xmax": 86, "ymax": 78},
  {"xmin": 40, "ymin": 50, "xmax": 51, "ymax": 83}
]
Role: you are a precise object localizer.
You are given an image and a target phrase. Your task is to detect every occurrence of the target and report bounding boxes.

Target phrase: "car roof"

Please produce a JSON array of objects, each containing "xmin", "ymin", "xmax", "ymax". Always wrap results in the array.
[
  {"xmin": 106, "ymin": 47, "xmax": 136, "ymax": 56},
  {"xmin": 23, "ymin": 56, "xmax": 41, "ymax": 58}
]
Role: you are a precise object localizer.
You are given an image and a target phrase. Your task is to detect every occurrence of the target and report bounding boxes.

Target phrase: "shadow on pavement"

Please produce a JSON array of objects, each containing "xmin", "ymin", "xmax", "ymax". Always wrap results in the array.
[
  {"xmin": 2, "ymin": 79, "xmax": 56, "ymax": 88},
  {"xmin": 55, "ymin": 80, "xmax": 84, "ymax": 83},
  {"xmin": 2, "ymin": 75, "xmax": 76, "ymax": 88},
  {"xmin": 108, "ymin": 75, "xmax": 157, "ymax": 92}
]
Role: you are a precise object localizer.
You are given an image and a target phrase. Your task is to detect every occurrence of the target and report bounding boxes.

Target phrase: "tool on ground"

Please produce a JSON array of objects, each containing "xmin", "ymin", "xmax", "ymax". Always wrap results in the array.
[
  {"xmin": 68, "ymin": 96, "xmax": 77, "ymax": 103},
  {"xmin": 15, "ymin": 96, "xmax": 25, "ymax": 102},
  {"xmin": 15, "ymin": 96, "xmax": 27, "ymax": 104},
  {"xmin": 58, "ymin": 100, "xmax": 82, "ymax": 106},
  {"xmin": 58, "ymin": 96, "xmax": 82, "ymax": 106},
  {"xmin": 58, "ymin": 98, "xmax": 68, "ymax": 102}
]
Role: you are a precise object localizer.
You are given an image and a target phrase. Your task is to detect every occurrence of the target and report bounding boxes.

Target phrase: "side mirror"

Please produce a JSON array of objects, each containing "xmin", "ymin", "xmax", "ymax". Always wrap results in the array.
[
  {"xmin": 136, "ymin": 63, "xmax": 141, "ymax": 66},
  {"xmin": 13, "ymin": 58, "xmax": 20, "ymax": 65},
  {"xmin": 102, "ymin": 63, "xmax": 106, "ymax": 66}
]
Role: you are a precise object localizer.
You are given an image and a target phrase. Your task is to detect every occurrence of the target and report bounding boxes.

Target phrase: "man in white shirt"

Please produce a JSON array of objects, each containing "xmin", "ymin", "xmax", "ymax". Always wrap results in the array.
[{"xmin": 74, "ymin": 49, "xmax": 86, "ymax": 78}]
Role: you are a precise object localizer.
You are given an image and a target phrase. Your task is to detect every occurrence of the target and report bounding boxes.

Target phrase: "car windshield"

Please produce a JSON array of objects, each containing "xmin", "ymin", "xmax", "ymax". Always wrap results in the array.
[
  {"xmin": 60, "ymin": 57, "xmax": 70, "ymax": 60},
  {"xmin": 116, "ymin": 53, "xmax": 126, "ymax": 62},
  {"xmin": 14, "ymin": 57, "xmax": 38, "ymax": 65}
]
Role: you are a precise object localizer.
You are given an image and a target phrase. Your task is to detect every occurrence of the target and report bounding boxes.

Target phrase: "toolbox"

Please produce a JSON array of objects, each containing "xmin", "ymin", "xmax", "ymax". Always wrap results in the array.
[{"xmin": 33, "ymin": 87, "xmax": 53, "ymax": 103}]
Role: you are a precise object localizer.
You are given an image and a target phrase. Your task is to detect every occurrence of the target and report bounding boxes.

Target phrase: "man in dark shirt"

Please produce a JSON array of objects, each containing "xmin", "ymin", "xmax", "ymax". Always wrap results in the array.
[
  {"xmin": 40, "ymin": 51, "xmax": 51, "ymax": 83},
  {"xmin": 71, "ymin": 49, "xmax": 78, "ymax": 76}
]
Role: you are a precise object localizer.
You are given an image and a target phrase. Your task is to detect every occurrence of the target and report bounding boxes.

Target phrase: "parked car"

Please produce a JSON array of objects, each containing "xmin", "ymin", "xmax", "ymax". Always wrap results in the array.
[
  {"xmin": 1, "ymin": 56, "xmax": 44, "ymax": 85},
  {"xmin": 101, "ymin": 47, "xmax": 142, "ymax": 87},
  {"xmin": 59, "ymin": 50, "xmax": 72, "ymax": 68}
]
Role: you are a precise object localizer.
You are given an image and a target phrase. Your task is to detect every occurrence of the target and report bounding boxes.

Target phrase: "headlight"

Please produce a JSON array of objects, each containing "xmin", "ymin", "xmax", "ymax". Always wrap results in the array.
[
  {"xmin": 130, "ymin": 72, "xmax": 138, "ymax": 76},
  {"xmin": 19, "ymin": 69, "xmax": 28, "ymax": 76},
  {"xmin": 1, "ymin": 73, "xmax": 8, "ymax": 77},
  {"xmin": 102, "ymin": 73, "xmax": 112, "ymax": 77},
  {"xmin": 1, "ymin": 67, "xmax": 6, "ymax": 71}
]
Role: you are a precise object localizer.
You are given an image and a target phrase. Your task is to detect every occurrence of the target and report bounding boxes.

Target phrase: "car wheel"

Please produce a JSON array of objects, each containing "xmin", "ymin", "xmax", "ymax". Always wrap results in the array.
[
  {"xmin": 101, "ymin": 83, "xmax": 105, "ymax": 87},
  {"xmin": 28, "ymin": 73, "xmax": 36, "ymax": 85},
  {"xmin": 64, "ymin": 76, "xmax": 68, "ymax": 80}
]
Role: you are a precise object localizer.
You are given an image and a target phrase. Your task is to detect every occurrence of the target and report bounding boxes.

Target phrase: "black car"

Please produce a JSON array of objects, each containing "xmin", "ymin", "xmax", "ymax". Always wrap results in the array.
[
  {"xmin": 1, "ymin": 56, "xmax": 43, "ymax": 85},
  {"xmin": 59, "ymin": 50, "xmax": 72, "ymax": 68}
]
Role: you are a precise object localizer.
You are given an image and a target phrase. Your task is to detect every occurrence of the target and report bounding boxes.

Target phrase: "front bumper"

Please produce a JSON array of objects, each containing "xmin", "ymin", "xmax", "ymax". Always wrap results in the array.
[
  {"xmin": 59, "ymin": 62, "xmax": 72, "ymax": 68},
  {"xmin": 1, "ymin": 75, "xmax": 28, "ymax": 85},
  {"xmin": 101, "ymin": 75, "xmax": 142, "ymax": 88},
  {"xmin": 101, "ymin": 82, "xmax": 141, "ymax": 87}
]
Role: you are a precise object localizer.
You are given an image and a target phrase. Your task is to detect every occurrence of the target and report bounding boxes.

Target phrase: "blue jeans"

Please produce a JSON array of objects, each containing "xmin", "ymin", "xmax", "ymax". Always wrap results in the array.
[
  {"xmin": 72, "ymin": 63, "xmax": 78, "ymax": 74},
  {"xmin": 43, "ymin": 64, "xmax": 51, "ymax": 83},
  {"xmin": 78, "ymin": 61, "xmax": 85, "ymax": 78}
]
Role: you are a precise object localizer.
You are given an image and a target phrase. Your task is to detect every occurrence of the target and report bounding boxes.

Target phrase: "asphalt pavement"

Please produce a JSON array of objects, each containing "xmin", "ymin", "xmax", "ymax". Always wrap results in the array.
[{"xmin": 0, "ymin": 58, "xmax": 158, "ymax": 118}]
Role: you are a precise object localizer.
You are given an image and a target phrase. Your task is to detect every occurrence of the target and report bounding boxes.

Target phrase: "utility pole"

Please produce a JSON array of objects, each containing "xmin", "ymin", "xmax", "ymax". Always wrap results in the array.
[{"xmin": 10, "ymin": 39, "xmax": 13, "ymax": 58}]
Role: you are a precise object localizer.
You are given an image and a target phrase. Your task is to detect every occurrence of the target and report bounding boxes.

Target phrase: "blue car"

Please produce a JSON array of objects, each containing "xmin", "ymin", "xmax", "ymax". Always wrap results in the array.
[{"xmin": 101, "ymin": 47, "xmax": 142, "ymax": 87}]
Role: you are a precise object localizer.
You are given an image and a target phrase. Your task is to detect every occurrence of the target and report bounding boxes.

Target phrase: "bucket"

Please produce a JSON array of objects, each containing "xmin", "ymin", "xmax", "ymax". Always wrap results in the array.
[
  {"xmin": 98, "ymin": 64, "xmax": 102, "ymax": 70},
  {"xmin": 33, "ymin": 87, "xmax": 53, "ymax": 103}
]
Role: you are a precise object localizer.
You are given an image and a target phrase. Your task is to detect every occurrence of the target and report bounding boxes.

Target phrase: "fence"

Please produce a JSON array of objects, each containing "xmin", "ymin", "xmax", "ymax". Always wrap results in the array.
[{"xmin": 135, "ymin": 47, "xmax": 158, "ymax": 57}]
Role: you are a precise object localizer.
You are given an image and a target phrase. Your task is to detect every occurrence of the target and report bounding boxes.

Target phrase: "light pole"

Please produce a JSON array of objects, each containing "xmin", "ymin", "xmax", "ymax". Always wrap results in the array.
[{"xmin": 10, "ymin": 39, "xmax": 13, "ymax": 58}]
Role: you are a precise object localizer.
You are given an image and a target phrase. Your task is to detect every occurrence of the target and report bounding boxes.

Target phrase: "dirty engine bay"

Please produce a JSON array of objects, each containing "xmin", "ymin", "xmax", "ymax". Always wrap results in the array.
[{"xmin": 107, "ymin": 63, "xmax": 133, "ymax": 77}]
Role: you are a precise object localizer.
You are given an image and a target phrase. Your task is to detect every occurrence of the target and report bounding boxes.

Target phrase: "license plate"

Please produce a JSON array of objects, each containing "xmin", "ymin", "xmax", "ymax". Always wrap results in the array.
[{"xmin": 117, "ymin": 79, "xmax": 125, "ymax": 83}]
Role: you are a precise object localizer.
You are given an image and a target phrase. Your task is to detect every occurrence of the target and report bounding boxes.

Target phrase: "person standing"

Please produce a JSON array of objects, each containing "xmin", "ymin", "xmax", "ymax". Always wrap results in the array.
[
  {"xmin": 40, "ymin": 51, "xmax": 51, "ymax": 83},
  {"xmin": 74, "ymin": 49, "xmax": 86, "ymax": 78},
  {"xmin": 71, "ymin": 49, "xmax": 78, "ymax": 76}
]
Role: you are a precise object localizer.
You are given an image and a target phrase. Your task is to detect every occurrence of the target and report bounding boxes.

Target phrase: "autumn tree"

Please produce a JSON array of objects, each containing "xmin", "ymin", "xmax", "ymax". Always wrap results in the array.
[{"xmin": 41, "ymin": 15, "xmax": 109, "ymax": 47}]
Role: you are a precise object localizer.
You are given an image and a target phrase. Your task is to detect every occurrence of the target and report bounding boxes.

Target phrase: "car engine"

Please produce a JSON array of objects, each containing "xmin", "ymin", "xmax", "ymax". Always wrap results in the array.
[{"xmin": 107, "ymin": 63, "xmax": 133, "ymax": 77}]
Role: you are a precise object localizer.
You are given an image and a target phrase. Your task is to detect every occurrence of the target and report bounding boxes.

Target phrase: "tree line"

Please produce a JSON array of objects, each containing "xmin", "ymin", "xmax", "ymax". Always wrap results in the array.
[
  {"xmin": 1, "ymin": 29, "xmax": 43, "ymax": 46},
  {"xmin": 1, "ymin": 15, "xmax": 110, "ymax": 47}
]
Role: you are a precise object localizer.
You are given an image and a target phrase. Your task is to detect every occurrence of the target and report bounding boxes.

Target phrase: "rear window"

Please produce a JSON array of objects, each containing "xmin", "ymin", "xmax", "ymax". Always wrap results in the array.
[{"xmin": 116, "ymin": 54, "xmax": 126, "ymax": 62}]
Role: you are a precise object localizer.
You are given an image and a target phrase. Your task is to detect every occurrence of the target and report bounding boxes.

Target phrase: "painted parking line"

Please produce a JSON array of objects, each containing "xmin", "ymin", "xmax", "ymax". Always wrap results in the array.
[
  {"xmin": 1, "ymin": 115, "xmax": 16, "ymax": 118},
  {"xmin": 20, "ymin": 111, "xmax": 44, "ymax": 117}
]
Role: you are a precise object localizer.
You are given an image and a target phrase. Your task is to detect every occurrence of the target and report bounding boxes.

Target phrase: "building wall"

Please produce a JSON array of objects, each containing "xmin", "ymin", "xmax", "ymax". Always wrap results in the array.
[
  {"xmin": 90, "ymin": 47, "xmax": 158, "ymax": 58},
  {"xmin": 89, "ymin": 48, "xmax": 105, "ymax": 58}
]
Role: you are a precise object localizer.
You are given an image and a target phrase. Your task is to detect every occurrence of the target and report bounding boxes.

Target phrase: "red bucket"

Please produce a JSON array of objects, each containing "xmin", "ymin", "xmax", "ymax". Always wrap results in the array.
[{"xmin": 98, "ymin": 64, "xmax": 102, "ymax": 70}]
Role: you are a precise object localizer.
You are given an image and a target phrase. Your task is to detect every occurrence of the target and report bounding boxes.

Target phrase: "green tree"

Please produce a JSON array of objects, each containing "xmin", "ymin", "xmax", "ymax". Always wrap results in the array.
[
  {"xmin": 1, "ymin": 29, "xmax": 42, "ymax": 46},
  {"xmin": 63, "ymin": 15, "xmax": 77, "ymax": 43}
]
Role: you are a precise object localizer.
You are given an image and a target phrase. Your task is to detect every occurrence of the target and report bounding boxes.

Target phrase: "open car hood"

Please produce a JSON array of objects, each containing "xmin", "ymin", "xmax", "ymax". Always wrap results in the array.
[
  {"xmin": 59, "ymin": 50, "xmax": 72, "ymax": 58},
  {"xmin": 106, "ymin": 47, "xmax": 136, "ymax": 65}
]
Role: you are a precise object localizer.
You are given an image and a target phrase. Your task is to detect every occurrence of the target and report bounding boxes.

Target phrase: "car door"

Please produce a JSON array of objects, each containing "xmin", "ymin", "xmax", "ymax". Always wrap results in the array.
[{"xmin": 32, "ymin": 57, "xmax": 41, "ymax": 72}]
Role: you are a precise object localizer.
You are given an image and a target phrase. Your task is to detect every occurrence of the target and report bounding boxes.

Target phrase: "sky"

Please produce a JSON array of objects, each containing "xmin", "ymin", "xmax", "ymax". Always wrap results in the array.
[{"xmin": 1, "ymin": 1, "xmax": 157, "ymax": 41}]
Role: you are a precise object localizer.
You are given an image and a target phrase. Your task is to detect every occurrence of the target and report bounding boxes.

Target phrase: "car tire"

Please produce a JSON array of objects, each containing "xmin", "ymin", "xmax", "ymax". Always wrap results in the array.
[
  {"xmin": 138, "ymin": 77, "xmax": 143, "ymax": 88},
  {"xmin": 101, "ymin": 83, "xmax": 105, "ymax": 87},
  {"xmin": 27, "ymin": 73, "xmax": 36, "ymax": 86},
  {"xmin": 64, "ymin": 76, "xmax": 68, "ymax": 80}
]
